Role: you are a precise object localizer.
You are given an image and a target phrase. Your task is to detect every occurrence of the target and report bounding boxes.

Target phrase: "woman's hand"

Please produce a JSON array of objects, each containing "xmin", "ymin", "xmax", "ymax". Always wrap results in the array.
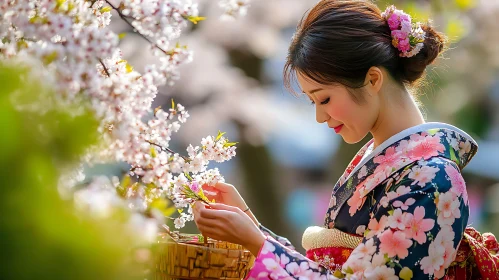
[
  {"xmin": 203, "ymin": 182, "xmax": 247, "ymax": 210},
  {"xmin": 193, "ymin": 202, "xmax": 265, "ymax": 257},
  {"xmin": 202, "ymin": 182, "xmax": 259, "ymax": 226}
]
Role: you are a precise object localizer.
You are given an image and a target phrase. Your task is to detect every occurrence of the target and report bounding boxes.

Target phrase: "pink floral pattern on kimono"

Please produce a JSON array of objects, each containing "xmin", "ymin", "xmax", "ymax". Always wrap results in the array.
[{"xmin": 245, "ymin": 124, "xmax": 483, "ymax": 280}]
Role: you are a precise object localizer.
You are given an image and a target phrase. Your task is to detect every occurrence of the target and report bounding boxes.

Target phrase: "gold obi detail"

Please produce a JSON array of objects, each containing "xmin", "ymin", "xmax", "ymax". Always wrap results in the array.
[{"xmin": 302, "ymin": 226, "xmax": 363, "ymax": 250}]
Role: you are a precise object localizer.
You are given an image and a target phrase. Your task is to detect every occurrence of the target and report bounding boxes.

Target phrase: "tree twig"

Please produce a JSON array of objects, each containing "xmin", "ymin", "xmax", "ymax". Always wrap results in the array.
[
  {"xmin": 98, "ymin": 58, "xmax": 111, "ymax": 77},
  {"xmin": 145, "ymin": 140, "xmax": 189, "ymax": 161},
  {"xmin": 104, "ymin": 0, "xmax": 169, "ymax": 54}
]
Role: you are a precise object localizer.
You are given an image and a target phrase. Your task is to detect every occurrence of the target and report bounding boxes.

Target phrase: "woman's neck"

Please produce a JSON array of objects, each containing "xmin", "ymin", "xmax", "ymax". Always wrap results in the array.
[{"xmin": 370, "ymin": 87, "xmax": 425, "ymax": 149}]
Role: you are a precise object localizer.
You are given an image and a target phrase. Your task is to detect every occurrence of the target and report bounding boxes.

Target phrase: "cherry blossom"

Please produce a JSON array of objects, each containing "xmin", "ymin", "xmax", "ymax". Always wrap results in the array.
[
  {"xmin": 378, "ymin": 230, "xmax": 413, "ymax": 259},
  {"xmin": 387, "ymin": 208, "xmax": 407, "ymax": 230},
  {"xmin": 351, "ymin": 239, "xmax": 376, "ymax": 260},
  {"xmin": 1, "ymin": 0, "xmax": 251, "ymax": 236},
  {"xmin": 367, "ymin": 215, "xmax": 388, "ymax": 238},
  {"xmin": 392, "ymin": 197, "xmax": 415, "ymax": 210},
  {"xmin": 402, "ymin": 206, "xmax": 435, "ymax": 244},
  {"xmin": 436, "ymin": 191, "xmax": 461, "ymax": 225},
  {"xmin": 408, "ymin": 164, "xmax": 439, "ymax": 187},
  {"xmin": 364, "ymin": 265, "xmax": 399, "ymax": 280},
  {"xmin": 445, "ymin": 164, "xmax": 469, "ymax": 204},
  {"xmin": 373, "ymin": 146, "xmax": 406, "ymax": 173},
  {"xmin": 406, "ymin": 135, "xmax": 446, "ymax": 161}
]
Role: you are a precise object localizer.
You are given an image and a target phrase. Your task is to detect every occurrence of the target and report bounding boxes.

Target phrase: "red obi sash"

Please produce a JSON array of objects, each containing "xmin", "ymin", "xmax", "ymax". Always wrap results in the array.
[
  {"xmin": 445, "ymin": 227, "xmax": 499, "ymax": 280},
  {"xmin": 302, "ymin": 226, "xmax": 362, "ymax": 272},
  {"xmin": 302, "ymin": 226, "xmax": 499, "ymax": 279},
  {"xmin": 306, "ymin": 246, "xmax": 355, "ymax": 272}
]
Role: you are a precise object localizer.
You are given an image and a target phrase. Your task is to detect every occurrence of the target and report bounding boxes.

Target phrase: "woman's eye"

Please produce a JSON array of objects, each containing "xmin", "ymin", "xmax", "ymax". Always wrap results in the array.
[
  {"xmin": 310, "ymin": 100, "xmax": 315, "ymax": 105},
  {"xmin": 320, "ymin": 98, "xmax": 330, "ymax": 105}
]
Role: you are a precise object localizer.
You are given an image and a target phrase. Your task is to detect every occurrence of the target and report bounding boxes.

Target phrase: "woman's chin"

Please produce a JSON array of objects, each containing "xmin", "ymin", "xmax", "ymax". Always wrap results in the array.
[{"xmin": 340, "ymin": 133, "xmax": 367, "ymax": 145}]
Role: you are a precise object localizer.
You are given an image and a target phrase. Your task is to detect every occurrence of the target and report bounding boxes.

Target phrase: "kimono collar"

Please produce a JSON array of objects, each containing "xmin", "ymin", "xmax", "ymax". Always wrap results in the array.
[
  {"xmin": 326, "ymin": 122, "xmax": 478, "ymax": 223},
  {"xmin": 342, "ymin": 122, "xmax": 478, "ymax": 184}
]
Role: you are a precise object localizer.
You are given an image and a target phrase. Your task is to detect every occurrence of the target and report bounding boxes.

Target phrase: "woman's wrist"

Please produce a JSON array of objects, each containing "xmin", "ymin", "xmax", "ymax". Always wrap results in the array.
[
  {"xmin": 244, "ymin": 231, "xmax": 266, "ymax": 257},
  {"xmin": 243, "ymin": 208, "xmax": 260, "ymax": 227}
]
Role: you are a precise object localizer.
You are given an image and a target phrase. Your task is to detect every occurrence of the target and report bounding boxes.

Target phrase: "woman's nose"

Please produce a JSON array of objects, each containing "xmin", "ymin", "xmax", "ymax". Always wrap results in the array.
[{"xmin": 316, "ymin": 108, "xmax": 330, "ymax": 124}]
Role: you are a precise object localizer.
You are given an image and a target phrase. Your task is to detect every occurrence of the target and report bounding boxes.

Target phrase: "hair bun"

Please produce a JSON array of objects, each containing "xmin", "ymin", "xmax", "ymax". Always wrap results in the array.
[{"xmin": 399, "ymin": 23, "xmax": 447, "ymax": 84}]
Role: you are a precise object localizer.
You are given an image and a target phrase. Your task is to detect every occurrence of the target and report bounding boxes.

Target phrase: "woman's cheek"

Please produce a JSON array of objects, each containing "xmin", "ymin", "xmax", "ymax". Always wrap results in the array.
[{"xmin": 326, "ymin": 103, "xmax": 347, "ymax": 122}]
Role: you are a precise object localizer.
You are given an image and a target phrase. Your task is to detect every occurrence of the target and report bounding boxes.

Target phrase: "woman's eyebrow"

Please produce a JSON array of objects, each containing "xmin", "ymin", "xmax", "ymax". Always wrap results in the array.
[{"xmin": 302, "ymin": 88, "xmax": 324, "ymax": 94}]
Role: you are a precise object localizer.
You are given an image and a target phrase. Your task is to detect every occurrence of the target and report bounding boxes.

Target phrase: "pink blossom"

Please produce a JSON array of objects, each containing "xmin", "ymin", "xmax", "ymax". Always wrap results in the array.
[
  {"xmin": 276, "ymin": 253, "xmax": 290, "ymax": 267},
  {"xmin": 356, "ymin": 225, "xmax": 367, "ymax": 236},
  {"xmin": 420, "ymin": 241, "xmax": 445, "ymax": 275},
  {"xmin": 261, "ymin": 258, "xmax": 289, "ymax": 278},
  {"xmin": 399, "ymin": 13, "xmax": 411, "ymax": 23},
  {"xmin": 440, "ymin": 241, "xmax": 457, "ymax": 270},
  {"xmin": 367, "ymin": 215, "xmax": 388, "ymax": 238},
  {"xmin": 219, "ymin": 0, "xmax": 251, "ymax": 19},
  {"xmin": 427, "ymin": 227, "xmax": 456, "ymax": 278},
  {"xmin": 352, "ymin": 239, "xmax": 377, "ymax": 259},
  {"xmin": 408, "ymin": 165, "xmax": 439, "ymax": 187},
  {"xmin": 436, "ymin": 192, "xmax": 461, "ymax": 226},
  {"xmin": 371, "ymin": 252, "xmax": 387, "ymax": 267},
  {"xmin": 387, "ymin": 208, "xmax": 407, "ymax": 230},
  {"xmin": 261, "ymin": 241, "xmax": 276, "ymax": 254},
  {"xmin": 407, "ymin": 135, "xmax": 445, "ymax": 161},
  {"xmin": 358, "ymin": 165, "xmax": 368, "ymax": 179},
  {"xmin": 362, "ymin": 170, "xmax": 389, "ymax": 195},
  {"xmin": 400, "ymin": 19, "xmax": 412, "ymax": 34},
  {"xmin": 435, "ymin": 226, "xmax": 456, "ymax": 247},
  {"xmin": 285, "ymin": 262, "xmax": 314, "ymax": 278},
  {"xmin": 373, "ymin": 146, "xmax": 405, "ymax": 173},
  {"xmin": 347, "ymin": 187, "xmax": 365, "ymax": 216},
  {"xmin": 392, "ymin": 30, "xmax": 408, "ymax": 41},
  {"xmin": 364, "ymin": 265, "xmax": 399, "ymax": 280},
  {"xmin": 392, "ymin": 197, "xmax": 415, "ymax": 210},
  {"xmin": 445, "ymin": 165, "xmax": 468, "ymax": 204},
  {"xmin": 342, "ymin": 258, "xmax": 370, "ymax": 278},
  {"xmin": 189, "ymin": 181, "xmax": 200, "ymax": 192},
  {"xmin": 403, "ymin": 206, "xmax": 435, "ymax": 244},
  {"xmin": 398, "ymin": 38, "xmax": 411, "ymax": 52},
  {"xmin": 387, "ymin": 13, "xmax": 401, "ymax": 30},
  {"xmin": 380, "ymin": 185, "xmax": 412, "ymax": 208},
  {"xmin": 379, "ymin": 230, "xmax": 413, "ymax": 259},
  {"xmin": 396, "ymin": 133, "xmax": 427, "ymax": 154}
]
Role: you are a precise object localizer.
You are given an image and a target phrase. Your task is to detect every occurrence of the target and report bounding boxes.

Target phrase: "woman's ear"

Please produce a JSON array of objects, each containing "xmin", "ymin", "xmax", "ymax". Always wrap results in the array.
[{"xmin": 364, "ymin": 66, "xmax": 384, "ymax": 95}]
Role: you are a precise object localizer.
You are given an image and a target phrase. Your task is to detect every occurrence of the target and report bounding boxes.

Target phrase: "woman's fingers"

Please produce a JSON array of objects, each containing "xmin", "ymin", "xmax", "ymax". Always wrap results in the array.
[
  {"xmin": 202, "ymin": 182, "xmax": 236, "ymax": 202},
  {"xmin": 196, "ymin": 215, "xmax": 225, "ymax": 228},
  {"xmin": 198, "ymin": 207, "xmax": 232, "ymax": 220},
  {"xmin": 214, "ymin": 182, "xmax": 235, "ymax": 192},
  {"xmin": 193, "ymin": 202, "xmax": 232, "ymax": 221},
  {"xmin": 202, "ymin": 184, "xmax": 224, "ymax": 202},
  {"xmin": 195, "ymin": 210, "xmax": 232, "ymax": 241},
  {"xmin": 208, "ymin": 203, "xmax": 241, "ymax": 213}
]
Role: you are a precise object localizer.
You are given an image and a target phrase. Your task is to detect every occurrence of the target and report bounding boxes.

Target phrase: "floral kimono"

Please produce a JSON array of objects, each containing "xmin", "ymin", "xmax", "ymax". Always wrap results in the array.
[{"xmin": 245, "ymin": 123, "xmax": 499, "ymax": 280}]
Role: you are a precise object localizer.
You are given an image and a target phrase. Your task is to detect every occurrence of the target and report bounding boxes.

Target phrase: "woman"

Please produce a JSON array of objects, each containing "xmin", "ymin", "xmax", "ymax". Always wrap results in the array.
[{"xmin": 193, "ymin": 1, "xmax": 498, "ymax": 279}]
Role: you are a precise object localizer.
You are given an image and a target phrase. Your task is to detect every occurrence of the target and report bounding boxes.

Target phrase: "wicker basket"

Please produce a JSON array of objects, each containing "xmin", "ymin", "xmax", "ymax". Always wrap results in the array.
[{"xmin": 155, "ymin": 234, "xmax": 255, "ymax": 280}]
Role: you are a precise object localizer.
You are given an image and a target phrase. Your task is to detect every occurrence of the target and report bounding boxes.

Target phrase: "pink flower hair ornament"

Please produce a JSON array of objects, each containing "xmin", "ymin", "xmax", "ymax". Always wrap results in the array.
[{"xmin": 382, "ymin": 5, "xmax": 426, "ymax": 58}]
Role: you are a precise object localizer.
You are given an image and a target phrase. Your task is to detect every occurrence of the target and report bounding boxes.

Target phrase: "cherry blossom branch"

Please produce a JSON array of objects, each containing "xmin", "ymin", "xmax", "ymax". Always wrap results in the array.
[
  {"xmin": 98, "ymin": 59, "xmax": 111, "ymax": 77},
  {"xmin": 145, "ymin": 140, "xmax": 189, "ymax": 161},
  {"xmin": 104, "ymin": 0, "xmax": 169, "ymax": 54}
]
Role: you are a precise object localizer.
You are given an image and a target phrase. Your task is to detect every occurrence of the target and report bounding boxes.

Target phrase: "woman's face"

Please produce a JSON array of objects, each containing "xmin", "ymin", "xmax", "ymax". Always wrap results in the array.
[{"xmin": 297, "ymin": 72, "xmax": 379, "ymax": 144}]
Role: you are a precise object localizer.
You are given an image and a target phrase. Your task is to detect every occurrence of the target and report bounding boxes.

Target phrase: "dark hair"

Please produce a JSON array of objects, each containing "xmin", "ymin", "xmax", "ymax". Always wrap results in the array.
[{"xmin": 284, "ymin": 0, "xmax": 447, "ymax": 100}]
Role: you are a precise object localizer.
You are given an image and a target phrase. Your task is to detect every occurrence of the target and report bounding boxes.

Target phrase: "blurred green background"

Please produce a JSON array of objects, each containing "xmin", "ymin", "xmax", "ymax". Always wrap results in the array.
[{"xmin": 0, "ymin": 63, "xmax": 148, "ymax": 280}]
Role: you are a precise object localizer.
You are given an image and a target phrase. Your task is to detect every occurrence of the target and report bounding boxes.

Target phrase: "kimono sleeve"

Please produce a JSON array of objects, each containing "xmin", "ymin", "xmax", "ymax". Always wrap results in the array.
[
  {"xmin": 245, "ymin": 235, "xmax": 333, "ymax": 280},
  {"xmin": 341, "ymin": 158, "xmax": 469, "ymax": 279},
  {"xmin": 259, "ymin": 224, "xmax": 296, "ymax": 250}
]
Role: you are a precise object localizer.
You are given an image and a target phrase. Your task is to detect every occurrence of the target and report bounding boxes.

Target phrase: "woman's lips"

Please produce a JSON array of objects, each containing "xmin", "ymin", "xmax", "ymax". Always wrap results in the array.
[{"xmin": 333, "ymin": 124, "xmax": 343, "ymax": 133}]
